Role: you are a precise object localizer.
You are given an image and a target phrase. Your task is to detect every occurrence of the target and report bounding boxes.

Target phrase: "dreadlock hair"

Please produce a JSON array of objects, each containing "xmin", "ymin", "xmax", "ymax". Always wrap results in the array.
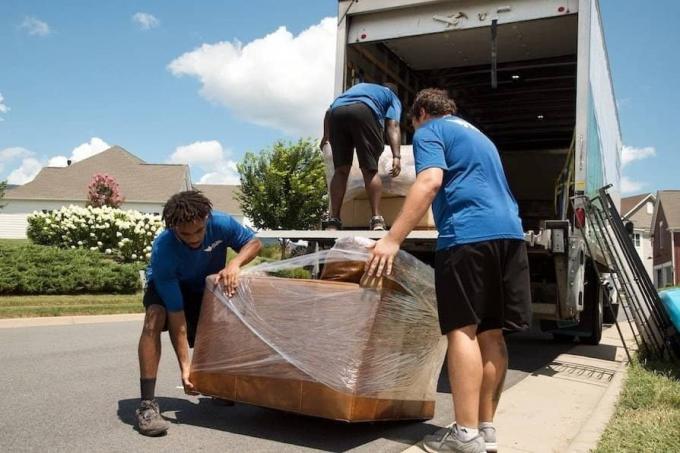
[
  {"xmin": 409, "ymin": 88, "xmax": 458, "ymax": 119},
  {"xmin": 162, "ymin": 190, "xmax": 213, "ymax": 228}
]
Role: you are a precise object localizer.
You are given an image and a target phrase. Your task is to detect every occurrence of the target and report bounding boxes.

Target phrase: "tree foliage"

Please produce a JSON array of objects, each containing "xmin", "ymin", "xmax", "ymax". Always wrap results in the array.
[
  {"xmin": 0, "ymin": 180, "xmax": 6, "ymax": 210},
  {"xmin": 236, "ymin": 139, "xmax": 328, "ymax": 230},
  {"xmin": 87, "ymin": 173, "xmax": 124, "ymax": 208}
]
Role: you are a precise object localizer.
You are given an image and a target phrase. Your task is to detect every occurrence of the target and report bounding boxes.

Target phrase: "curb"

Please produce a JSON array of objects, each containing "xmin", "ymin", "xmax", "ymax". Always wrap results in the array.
[
  {"xmin": 565, "ymin": 359, "xmax": 629, "ymax": 453},
  {"xmin": 0, "ymin": 313, "xmax": 145, "ymax": 329}
]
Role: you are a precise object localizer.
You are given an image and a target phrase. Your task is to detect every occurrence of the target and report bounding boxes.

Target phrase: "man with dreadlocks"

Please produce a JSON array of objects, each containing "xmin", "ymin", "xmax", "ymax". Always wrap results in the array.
[{"xmin": 135, "ymin": 190, "xmax": 261, "ymax": 436}]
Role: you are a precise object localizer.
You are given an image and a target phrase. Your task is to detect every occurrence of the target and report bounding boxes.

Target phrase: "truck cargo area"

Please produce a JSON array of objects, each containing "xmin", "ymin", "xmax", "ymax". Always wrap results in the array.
[{"xmin": 345, "ymin": 13, "xmax": 578, "ymax": 233}]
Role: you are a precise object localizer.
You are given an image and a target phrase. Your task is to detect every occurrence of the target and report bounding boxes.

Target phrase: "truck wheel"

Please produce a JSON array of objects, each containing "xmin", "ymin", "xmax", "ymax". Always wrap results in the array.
[
  {"xmin": 552, "ymin": 333, "xmax": 575, "ymax": 343},
  {"xmin": 603, "ymin": 302, "xmax": 619, "ymax": 324},
  {"xmin": 583, "ymin": 289, "xmax": 603, "ymax": 345}
]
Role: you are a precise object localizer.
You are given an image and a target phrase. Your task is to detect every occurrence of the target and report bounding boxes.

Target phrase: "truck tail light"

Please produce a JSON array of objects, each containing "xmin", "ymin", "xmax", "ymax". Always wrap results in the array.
[{"xmin": 575, "ymin": 208, "xmax": 586, "ymax": 228}]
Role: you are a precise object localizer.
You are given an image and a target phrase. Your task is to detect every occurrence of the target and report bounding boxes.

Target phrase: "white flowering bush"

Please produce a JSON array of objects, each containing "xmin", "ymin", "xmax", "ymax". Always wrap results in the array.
[{"xmin": 27, "ymin": 205, "xmax": 162, "ymax": 263}]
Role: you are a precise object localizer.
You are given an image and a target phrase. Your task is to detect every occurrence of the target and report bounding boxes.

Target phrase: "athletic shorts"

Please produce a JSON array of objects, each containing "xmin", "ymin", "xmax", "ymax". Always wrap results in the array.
[
  {"xmin": 434, "ymin": 239, "xmax": 532, "ymax": 335},
  {"xmin": 142, "ymin": 281, "xmax": 204, "ymax": 348},
  {"xmin": 329, "ymin": 102, "xmax": 385, "ymax": 171}
]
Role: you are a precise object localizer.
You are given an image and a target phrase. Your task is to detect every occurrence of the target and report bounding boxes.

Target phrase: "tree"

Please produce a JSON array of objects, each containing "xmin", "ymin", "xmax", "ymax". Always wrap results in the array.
[
  {"xmin": 87, "ymin": 173, "xmax": 124, "ymax": 208},
  {"xmin": 236, "ymin": 139, "xmax": 328, "ymax": 231},
  {"xmin": 0, "ymin": 180, "xmax": 6, "ymax": 210}
]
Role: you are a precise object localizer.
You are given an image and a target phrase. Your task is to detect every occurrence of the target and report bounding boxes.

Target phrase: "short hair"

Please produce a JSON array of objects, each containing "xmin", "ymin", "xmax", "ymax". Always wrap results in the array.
[
  {"xmin": 409, "ymin": 88, "xmax": 458, "ymax": 119},
  {"xmin": 383, "ymin": 82, "xmax": 399, "ymax": 95},
  {"xmin": 162, "ymin": 190, "xmax": 212, "ymax": 228}
]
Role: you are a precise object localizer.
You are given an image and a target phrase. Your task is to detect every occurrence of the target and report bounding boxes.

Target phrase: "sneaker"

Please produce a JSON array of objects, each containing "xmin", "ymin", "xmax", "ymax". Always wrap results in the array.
[
  {"xmin": 422, "ymin": 426, "xmax": 486, "ymax": 453},
  {"xmin": 322, "ymin": 217, "xmax": 342, "ymax": 230},
  {"xmin": 369, "ymin": 215, "xmax": 386, "ymax": 231},
  {"xmin": 479, "ymin": 426, "xmax": 497, "ymax": 452},
  {"xmin": 136, "ymin": 399, "xmax": 170, "ymax": 436}
]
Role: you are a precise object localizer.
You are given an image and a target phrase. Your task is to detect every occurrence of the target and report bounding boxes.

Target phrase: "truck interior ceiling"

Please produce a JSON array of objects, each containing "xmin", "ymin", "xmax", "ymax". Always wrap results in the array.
[{"xmin": 346, "ymin": 14, "xmax": 578, "ymax": 231}]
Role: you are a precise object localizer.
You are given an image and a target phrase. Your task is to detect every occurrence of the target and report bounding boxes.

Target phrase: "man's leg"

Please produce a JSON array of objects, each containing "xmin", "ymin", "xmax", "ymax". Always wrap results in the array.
[
  {"xmin": 477, "ymin": 328, "xmax": 507, "ymax": 423},
  {"xmin": 136, "ymin": 304, "xmax": 170, "ymax": 436},
  {"xmin": 447, "ymin": 323, "xmax": 483, "ymax": 429},
  {"xmin": 330, "ymin": 165, "xmax": 351, "ymax": 219},
  {"xmin": 361, "ymin": 167, "xmax": 382, "ymax": 217}
]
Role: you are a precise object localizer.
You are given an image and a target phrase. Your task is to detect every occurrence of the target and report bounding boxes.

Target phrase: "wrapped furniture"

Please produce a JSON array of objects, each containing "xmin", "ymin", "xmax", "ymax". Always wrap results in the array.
[
  {"xmin": 190, "ymin": 237, "xmax": 446, "ymax": 422},
  {"xmin": 322, "ymin": 144, "xmax": 436, "ymax": 229}
]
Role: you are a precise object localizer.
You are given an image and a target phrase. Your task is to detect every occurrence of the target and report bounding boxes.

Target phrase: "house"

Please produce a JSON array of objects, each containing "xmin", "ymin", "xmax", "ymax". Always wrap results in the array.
[
  {"xmin": 651, "ymin": 190, "xmax": 680, "ymax": 288},
  {"xmin": 0, "ymin": 146, "xmax": 244, "ymax": 239},
  {"xmin": 621, "ymin": 193, "xmax": 655, "ymax": 280}
]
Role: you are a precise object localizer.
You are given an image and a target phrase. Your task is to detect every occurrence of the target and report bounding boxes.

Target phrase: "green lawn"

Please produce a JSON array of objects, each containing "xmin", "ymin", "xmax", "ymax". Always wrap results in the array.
[
  {"xmin": 596, "ymin": 357, "xmax": 680, "ymax": 452},
  {"xmin": 0, "ymin": 293, "xmax": 143, "ymax": 318}
]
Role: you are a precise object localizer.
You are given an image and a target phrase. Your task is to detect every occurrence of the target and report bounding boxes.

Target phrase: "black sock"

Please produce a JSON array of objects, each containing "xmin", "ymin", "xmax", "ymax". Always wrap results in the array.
[{"xmin": 140, "ymin": 378, "xmax": 156, "ymax": 401}]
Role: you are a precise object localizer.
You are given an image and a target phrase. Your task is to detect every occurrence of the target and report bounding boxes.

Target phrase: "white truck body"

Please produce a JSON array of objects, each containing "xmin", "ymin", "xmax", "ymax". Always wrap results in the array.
[{"xmin": 260, "ymin": 0, "xmax": 622, "ymax": 342}]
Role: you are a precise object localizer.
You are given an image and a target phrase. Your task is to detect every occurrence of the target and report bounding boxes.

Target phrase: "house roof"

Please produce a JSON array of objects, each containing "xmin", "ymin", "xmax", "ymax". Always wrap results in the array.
[
  {"xmin": 621, "ymin": 193, "xmax": 652, "ymax": 217},
  {"xmin": 655, "ymin": 190, "xmax": 680, "ymax": 231},
  {"xmin": 4, "ymin": 146, "xmax": 190, "ymax": 203},
  {"xmin": 194, "ymin": 184, "xmax": 243, "ymax": 216}
]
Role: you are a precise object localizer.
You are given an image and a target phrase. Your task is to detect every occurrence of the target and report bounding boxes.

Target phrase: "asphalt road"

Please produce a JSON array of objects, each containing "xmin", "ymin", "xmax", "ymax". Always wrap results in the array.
[{"xmin": 0, "ymin": 320, "xmax": 573, "ymax": 452}]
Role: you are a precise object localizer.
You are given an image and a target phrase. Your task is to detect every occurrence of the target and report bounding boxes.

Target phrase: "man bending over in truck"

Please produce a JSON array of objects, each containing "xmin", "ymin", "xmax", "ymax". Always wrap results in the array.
[
  {"xmin": 136, "ymin": 190, "xmax": 261, "ymax": 436},
  {"xmin": 366, "ymin": 89, "xmax": 531, "ymax": 453},
  {"xmin": 320, "ymin": 82, "xmax": 402, "ymax": 230}
]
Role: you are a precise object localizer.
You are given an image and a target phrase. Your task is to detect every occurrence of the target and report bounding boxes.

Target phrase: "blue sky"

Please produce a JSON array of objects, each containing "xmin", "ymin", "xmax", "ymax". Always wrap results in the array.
[{"xmin": 0, "ymin": 0, "xmax": 677, "ymax": 195}]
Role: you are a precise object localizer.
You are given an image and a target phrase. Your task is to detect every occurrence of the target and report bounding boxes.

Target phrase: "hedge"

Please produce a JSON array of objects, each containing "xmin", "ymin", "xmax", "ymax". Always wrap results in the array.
[{"xmin": 0, "ymin": 241, "xmax": 143, "ymax": 295}]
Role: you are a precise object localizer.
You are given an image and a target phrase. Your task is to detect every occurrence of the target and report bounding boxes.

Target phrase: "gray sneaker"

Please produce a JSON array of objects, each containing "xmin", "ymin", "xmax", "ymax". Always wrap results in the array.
[
  {"xmin": 422, "ymin": 427, "xmax": 486, "ymax": 453},
  {"xmin": 136, "ymin": 399, "xmax": 170, "ymax": 436},
  {"xmin": 479, "ymin": 426, "xmax": 497, "ymax": 452}
]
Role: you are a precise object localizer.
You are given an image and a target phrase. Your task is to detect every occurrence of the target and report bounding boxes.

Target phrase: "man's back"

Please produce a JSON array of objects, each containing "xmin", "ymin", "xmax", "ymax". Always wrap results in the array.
[
  {"xmin": 413, "ymin": 115, "xmax": 523, "ymax": 250},
  {"xmin": 330, "ymin": 83, "xmax": 401, "ymax": 123}
]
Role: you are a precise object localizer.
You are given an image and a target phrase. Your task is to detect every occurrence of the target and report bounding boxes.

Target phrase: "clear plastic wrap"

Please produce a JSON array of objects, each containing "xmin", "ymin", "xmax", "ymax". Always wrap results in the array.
[
  {"xmin": 322, "ymin": 143, "xmax": 417, "ymax": 200},
  {"xmin": 190, "ymin": 237, "xmax": 446, "ymax": 420}
]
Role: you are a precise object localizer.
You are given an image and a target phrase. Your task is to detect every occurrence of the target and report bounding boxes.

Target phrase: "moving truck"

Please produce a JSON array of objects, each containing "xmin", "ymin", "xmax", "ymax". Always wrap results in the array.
[{"xmin": 261, "ymin": 0, "xmax": 622, "ymax": 344}]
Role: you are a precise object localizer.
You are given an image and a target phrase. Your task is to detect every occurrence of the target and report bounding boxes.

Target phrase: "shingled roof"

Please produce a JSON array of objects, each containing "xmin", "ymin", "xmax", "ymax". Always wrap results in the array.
[
  {"xmin": 655, "ymin": 190, "xmax": 680, "ymax": 232},
  {"xmin": 194, "ymin": 184, "xmax": 243, "ymax": 216},
  {"xmin": 5, "ymin": 146, "xmax": 190, "ymax": 203}
]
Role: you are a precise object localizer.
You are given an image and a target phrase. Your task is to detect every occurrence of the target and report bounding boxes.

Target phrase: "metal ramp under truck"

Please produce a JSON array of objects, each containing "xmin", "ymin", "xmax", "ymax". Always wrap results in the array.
[{"xmin": 579, "ymin": 185, "xmax": 680, "ymax": 361}]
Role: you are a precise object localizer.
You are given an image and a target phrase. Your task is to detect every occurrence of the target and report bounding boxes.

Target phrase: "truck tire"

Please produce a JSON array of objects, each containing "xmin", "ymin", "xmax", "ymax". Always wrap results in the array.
[{"xmin": 582, "ymin": 289, "xmax": 603, "ymax": 345}]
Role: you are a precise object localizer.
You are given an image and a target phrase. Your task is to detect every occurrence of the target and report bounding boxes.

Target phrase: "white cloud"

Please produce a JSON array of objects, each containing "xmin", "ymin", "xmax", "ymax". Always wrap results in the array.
[
  {"xmin": 622, "ymin": 145, "xmax": 656, "ymax": 167},
  {"xmin": 0, "ymin": 147, "xmax": 33, "ymax": 174},
  {"xmin": 47, "ymin": 156, "xmax": 69, "ymax": 167},
  {"xmin": 621, "ymin": 176, "xmax": 645, "ymax": 195},
  {"xmin": 70, "ymin": 137, "xmax": 110, "ymax": 162},
  {"xmin": 168, "ymin": 140, "xmax": 240, "ymax": 185},
  {"xmin": 168, "ymin": 17, "xmax": 336, "ymax": 137},
  {"xmin": 132, "ymin": 12, "xmax": 160, "ymax": 30},
  {"xmin": 20, "ymin": 17, "xmax": 51, "ymax": 36},
  {"xmin": 0, "ymin": 93, "xmax": 9, "ymax": 121},
  {"xmin": 7, "ymin": 158, "xmax": 43, "ymax": 184}
]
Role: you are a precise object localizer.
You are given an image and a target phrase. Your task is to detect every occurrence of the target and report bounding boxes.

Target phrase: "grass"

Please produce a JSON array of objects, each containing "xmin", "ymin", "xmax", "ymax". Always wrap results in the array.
[
  {"xmin": 596, "ymin": 357, "xmax": 680, "ymax": 452},
  {"xmin": 0, "ymin": 293, "xmax": 143, "ymax": 318}
]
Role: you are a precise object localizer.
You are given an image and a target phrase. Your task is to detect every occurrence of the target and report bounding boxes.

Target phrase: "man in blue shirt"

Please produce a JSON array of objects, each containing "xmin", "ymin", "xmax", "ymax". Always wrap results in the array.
[
  {"xmin": 136, "ymin": 190, "xmax": 261, "ymax": 436},
  {"xmin": 320, "ymin": 82, "xmax": 402, "ymax": 230},
  {"xmin": 367, "ymin": 89, "xmax": 531, "ymax": 453}
]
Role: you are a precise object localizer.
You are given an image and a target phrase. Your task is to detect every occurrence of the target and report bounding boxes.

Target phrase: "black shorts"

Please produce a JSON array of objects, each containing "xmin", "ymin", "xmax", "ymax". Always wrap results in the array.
[
  {"xmin": 329, "ymin": 102, "xmax": 384, "ymax": 171},
  {"xmin": 434, "ymin": 239, "xmax": 532, "ymax": 335},
  {"xmin": 142, "ymin": 281, "xmax": 204, "ymax": 348}
]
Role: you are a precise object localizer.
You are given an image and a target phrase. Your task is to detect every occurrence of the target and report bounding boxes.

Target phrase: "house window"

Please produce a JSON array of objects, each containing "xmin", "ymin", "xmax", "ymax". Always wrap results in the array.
[
  {"xmin": 634, "ymin": 233, "xmax": 641, "ymax": 247},
  {"xmin": 660, "ymin": 221, "xmax": 665, "ymax": 249},
  {"xmin": 666, "ymin": 267, "xmax": 675, "ymax": 287},
  {"xmin": 656, "ymin": 269, "xmax": 663, "ymax": 288},
  {"xmin": 647, "ymin": 202, "xmax": 654, "ymax": 215}
]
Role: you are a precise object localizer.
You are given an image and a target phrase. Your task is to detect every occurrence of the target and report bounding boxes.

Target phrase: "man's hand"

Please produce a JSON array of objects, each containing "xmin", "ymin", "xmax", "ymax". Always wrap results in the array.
[
  {"xmin": 365, "ymin": 235, "xmax": 400, "ymax": 277},
  {"xmin": 391, "ymin": 157, "xmax": 401, "ymax": 177},
  {"xmin": 182, "ymin": 371, "xmax": 199, "ymax": 395},
  {"xmin": 215, "ymin": 261, "xmax": 241, "ymax": 297}
]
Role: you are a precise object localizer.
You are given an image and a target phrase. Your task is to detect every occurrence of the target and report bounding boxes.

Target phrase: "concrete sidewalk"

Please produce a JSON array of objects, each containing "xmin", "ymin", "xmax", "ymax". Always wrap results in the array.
[
  {"xmin": 404, "ymin": 323, "xmax": 636, "ymax": 453},
  {"xmin": 0, "ymin": 313, "xmax": 144, "ymax": 329}
]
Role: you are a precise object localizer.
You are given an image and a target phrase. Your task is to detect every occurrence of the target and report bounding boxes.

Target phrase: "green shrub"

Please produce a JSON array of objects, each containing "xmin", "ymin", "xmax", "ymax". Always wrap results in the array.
[
  {"xmin": 269, "ymin": 267, "xmax": 312, "ymax": 279},
  {"xmin": 0, "ymin": 242, "xmax": 143, "ymax": 295}
]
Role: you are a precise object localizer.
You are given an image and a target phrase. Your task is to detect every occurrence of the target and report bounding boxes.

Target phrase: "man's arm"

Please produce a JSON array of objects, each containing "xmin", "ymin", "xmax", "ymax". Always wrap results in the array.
[
  {"xmin": 320, "ymin": 109, "xmax": 330, "ymax": 150},
  {"xmin": 166, "ymin": 310, "xmax": 197, "ymax": 394},
  {"xmin": 366, "ymin": 167, "xmax": 443, "ymax": 276},
  {"xmin": 385, "ymin": 119, "xmax": 402, "ymax": 177},
  {"xmin": 216, "ymin": 237, "xmax": 262, "ymax": 297}
]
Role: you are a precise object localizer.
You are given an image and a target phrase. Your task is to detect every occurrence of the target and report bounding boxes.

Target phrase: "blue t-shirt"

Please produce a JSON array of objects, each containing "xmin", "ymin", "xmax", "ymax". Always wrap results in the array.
[
  {"xmin": 413, "ymin": 115, "xmax": 524, "ymax": 250},
  {"xmin": 330, "ymin": 83, "xmax": 402, "ymax": 124},
  {"xmin": 146, "ymin": 211, "xmax": 255, "ymax": 311}
]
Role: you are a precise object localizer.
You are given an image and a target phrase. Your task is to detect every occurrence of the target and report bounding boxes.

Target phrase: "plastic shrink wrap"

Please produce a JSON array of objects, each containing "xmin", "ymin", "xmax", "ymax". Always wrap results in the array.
[
  {"xmin": 190, "ymin": 237, "xmax": 446, "ymax": 422},
  {"xmin": 322, "ymin": 144, "xmax": 436, "ymax": 229}
]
